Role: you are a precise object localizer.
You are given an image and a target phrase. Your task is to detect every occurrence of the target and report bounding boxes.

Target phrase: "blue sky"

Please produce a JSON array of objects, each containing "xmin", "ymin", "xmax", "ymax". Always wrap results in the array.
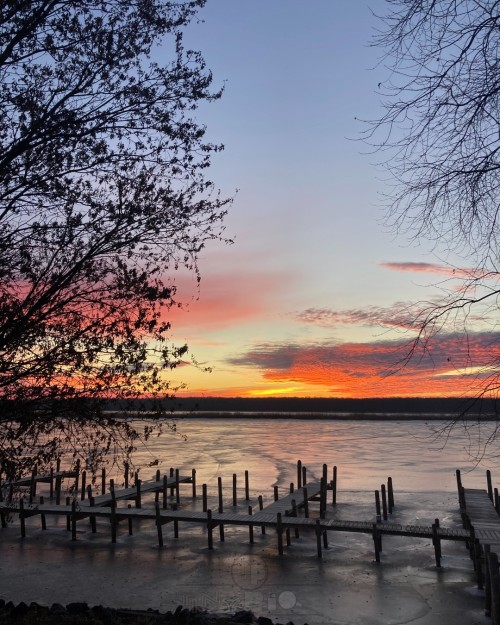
[{"xmin": 158, "ymin": 1, "xmax": 484, "ymax": 398}]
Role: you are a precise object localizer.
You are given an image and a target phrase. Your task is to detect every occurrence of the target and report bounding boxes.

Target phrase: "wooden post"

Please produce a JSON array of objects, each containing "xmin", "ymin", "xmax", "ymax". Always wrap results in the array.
[
  {"xmin": 475, "ymin": 539, "xmax": 484, "ymax": 589},
  {"xmin": 207, "ymin": 509, "xmax": 213, "ymax": 550},
  {"xmin": 258, "ymin": 495, "xmax": 265, "ymax": 534},
  {"xmin": 387, "ymin": 477, "xmax": 394, "ymax": 512},
  {"xmin": 110, "ymin": 479, "xmax": 116, "ymax": 509},
  {"xmin": 49, "ymin": 467, "xmax": 54, "ymax": 499},
  {"xmin": 381, "ymin": 484, "xmax": 388, "ymax": 521},
  {"xmin": 277, "ymin": 512, "xmax": 283, "ymax": 555},
  {"xmin": 29, "ymin": 467, "xmax": 36, "ymax": 504},
  {"xmin": 320, "ymin": 477, "xmax": 326, "ymax": 519},
  {"xmin": 232, "ymin": 474, "xmax": 237, "ymax": 506},
  {"xmin": 162, "ymin": 475, "xmax": 168, "ymax": 509},
  {"xmin": 20, "ymin": 497, "xmax": 25, "ymax": 538},
  {"xmin": 71, "ymin": 499, "xmax": 77, "ymax": 541},
  {"xmin": 375, "ymin": 490, "xmax": 381, "ymax": 522},
  {"xmin": 161, "ymin": 475, "xmax": 168, "ymax": 510},
  {"xmin": 372, "ymin": 523, "xmax": 380, "ymax": 563},
  {"xmin": 155, "ymin": 502, "xmax": 163, "ymax": 548},
  {"xmin": 40, "ymin": 495, "xmax": 46, "ymax": 530},
  {"xmin": 74, "ymin": 459, "xmax": 80, "ymax": 495},
  {"xmin": 55, "ymin": 473, "xmax": 61, "ymax": 505},
  {"xmin": 274, "ymin": 486, "xmax": 279, "ymax": 502},
  {"xmin": 302, "ymin": 465, "xmax": 307, "ymax": 486},
  {"xmin": 175, "ymin": 468, "xmax": 180, "ymax": 504},
  {"xmin": 432, "ymin": 521, "xmax": 441, "ymax": 568},
  {"xmin": 292, "ymin": 499, "xmax": 299, "ymax": 538},
  {"xmin": 485, "ymin": 544, "xmax": 492, "ymax": 617},
  {"xmin": 156, "ymin": 469, "xmax": 161, "ymax": 482},
  {"xmin": 89, "ymin": 495, "xmax": 96, "ymax": 533},
  {"xmin": 80, "ymin": 471, "xmax": 86, "ymax": 501},
  {"xmin": 136, "ymin": 479, "xmax": 142, "ymax": 509},
  {"xmin": 332, "ymin": 466, "xmax": 337, "ymax": 505},
  {"xmin": 248, "ymin": 505, "xmax": 254, "ymax": 543},
  {"xmin": 456, "ymin": 469, "xmax": 463, "ymax": 506},
  {"xmin": 169, "ymin": 467, "xmax": 174, "ymax": 495},
  {"xmin": 110, "ymin": 502, "xmax": 116, "ymax": 543},
  {"xmin": 124, "ymin": 463, "xmax": 129, "ymax": 489},
  {"xmin": 202, "ymin": 483, "xmax": 207, "ymax": 512},
  {"xmin": 488, "ymin": 550, "xmax": 500, "ymax": 624},
  {"xmin": 289, "ymin": 482, "xmax": 294, "ymax": 493},
  {"xmin": 297, "ymin": 459, "xmax": 302, "ymax": 489},
  {"xmin": 487, "ymin": 470, "xmax": 494, "ymax": 502},
  {"xmin": 316, "ymin": 519, "xmax": 322, "ymax": 558},
  {"xmin": 303, "ymin": 486, "xmax": 309, "ymax": 518},
  {"xmin": 217, "ymin": 477, "xmax": 224, "ymax": 541},
  {"xmin": 128, "ymin": 504, "xmax": 133, "ymax": 535},
  {"xmin": 245, "ymin": 470, "xmax": 250, "ymax": 500},
  {"xmin": 66, "ymin": 496, "xmax": 71, "ymax": 531},
  {"xmin": 101, "ymin": 467, "xmax": 106, "ymax": 496},
  {"xmin": 218, "ymin": 477, "xmax": 223, "ymax": 512},
  {"xmin": 192, "ymin": 468, "xmax": 197, "ymax": 498},
  {"xmin": 323, "ymin": 528, "xmax": 328, "ymax": 549}
]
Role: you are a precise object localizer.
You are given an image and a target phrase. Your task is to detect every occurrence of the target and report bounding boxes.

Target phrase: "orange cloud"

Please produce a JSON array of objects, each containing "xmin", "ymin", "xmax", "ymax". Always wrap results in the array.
[{"xmin": 225, "ymin": 332, "xmax": 500, "ymax": 398}]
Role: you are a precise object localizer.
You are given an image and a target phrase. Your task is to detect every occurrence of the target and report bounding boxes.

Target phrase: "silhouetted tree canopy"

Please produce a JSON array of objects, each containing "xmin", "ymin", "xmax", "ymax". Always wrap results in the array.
[
  {"xmin": 369, "ymin": 1, "xmax": 500, "ymax": 423},
  {"xmin": 0, "ymin": 0, "xmax": 230, "ymax": 479}
]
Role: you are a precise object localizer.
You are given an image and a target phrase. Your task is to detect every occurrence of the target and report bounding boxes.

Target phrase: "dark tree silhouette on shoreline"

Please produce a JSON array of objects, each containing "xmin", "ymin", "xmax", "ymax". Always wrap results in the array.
[{"xmin": 0, "ymin": 0, "xmax": 231, "ymax": 479}]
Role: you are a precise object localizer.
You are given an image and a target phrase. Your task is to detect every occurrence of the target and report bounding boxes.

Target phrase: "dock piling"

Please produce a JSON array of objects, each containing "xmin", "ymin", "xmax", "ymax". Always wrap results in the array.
[
  {"xmin": 487, "ymin": 470, "xmax": 494, "ymax": 502},
  {"xmin": 202, "ymin": 483, "xmax": 208, "ymax": 512},
  {"xmin": 387, "ymin": 477, "xmax": 394, "ymax": 512},
  {"xmin": 332, "ymin": 466, "xmax": 337, "ymax": 505},
  {"xmin": 303, "ymin": 486, "xmax": 309, "ymax": 518},
  {"xmin": 192, "ymin": 468, "xmax": 197, "ymax": 498},
  {"xmin": 297, "ymin": 460, "xmax": 302, "ymax": 489},
  {"xmin": 245, "ymin": 470, "xmax": 250, "ymax": 500},
  {"xmin": 381, "ymin": 484, "xmax": 388, "ymax": 520},
  {"xmin": 232, "ymin": 474, "xmax": 237, "ymax": 506}
]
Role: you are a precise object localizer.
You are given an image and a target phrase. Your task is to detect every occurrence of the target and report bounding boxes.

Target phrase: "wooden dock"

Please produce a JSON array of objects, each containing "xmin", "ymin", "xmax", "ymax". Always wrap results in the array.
[{"xmin": 0, "ymin": 461, "xmax": 474, "ymax": 566}]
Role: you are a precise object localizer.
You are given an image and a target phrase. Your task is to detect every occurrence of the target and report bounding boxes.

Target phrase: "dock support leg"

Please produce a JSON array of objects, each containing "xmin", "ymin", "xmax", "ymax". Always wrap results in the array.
[
  {"xmin": 202, "ymin": 484, "xmax": 207, "ymax": 512},
  {"xmin": 297, "ymin": 460, "xmax": 302, "ymax": 489},
  {"xmin": 372, "ymin": 523, "xmax": 380, "ymax": 563},
  {"xmin": 303, "ymin": 487, "xmax": 309, "ymax": 518},
  {"xmin": 432, "ymin": 520, "xmax": 441, "ymax": 568},
  {"xmin": 245, "ymin": 471, "xmax": 250, "ymax": 501},
  {"xmin": 20, "ymin": 497, "xmax": 25, "ymax": 538},
  {"xmin": 332, "ymin": 465, "xmax": 337, "ymax": 505},
  {"xmin": 315, "ymin": 520, "xmax": 322, "ymax": 558},
  {"xmin": 488, "ymin": 550, "xmax": 500, "ymax": 624},
  {"xmin": 248, "ymin": 506, "xmax": 254, "ymax": 544},
  {"xmin": 381, "ymin": 484, "xmax": 388, "ymax": 520},
  {"xmin": 387, "ymin": 477, "xmax": 394, "ymax": 512},
  {"xmin": 375, "ymin": 490, "xmax": 381, "ymax": 522},
  {"xmin": 192, "ymin": 468, "xmax": 196, "ymax": 498},
  {"xmin": 71, "ymin": 499, "xmax": 77, "ymax": 541},
  {"xmin": 207, "ymin": 509, "xmax": 213, "ymax": 550},
  {"xmin": 155, "ymin": 502, "xmax": 163, "ymax": 548},
  {"xmin": 258, "ymin": 495, "xmax": 265, "ymax": 534},
  {"xmin": 277, "ymin": 513, "xmax": 283, "ymax": 556},
  {"xmin": 485, "ymin": 545, "xmax": 492, "ymax": 617},
  {"xmin": 233, "ymin": 474, "xmax": 237, "ymax": 506},
  {"xmin": 487, "ymin": 470, "xmax": 494, "ymax": 502}
]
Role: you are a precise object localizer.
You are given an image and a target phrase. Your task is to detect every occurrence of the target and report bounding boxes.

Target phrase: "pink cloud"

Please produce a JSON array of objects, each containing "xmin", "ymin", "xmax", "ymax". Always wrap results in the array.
[
  {"xmin": 165, "ymin": 268, "xmax": 296, "ymax": 334},
  {"xmin": 380, "ymin": 261, "xmax": 486, "ymax": 279}
]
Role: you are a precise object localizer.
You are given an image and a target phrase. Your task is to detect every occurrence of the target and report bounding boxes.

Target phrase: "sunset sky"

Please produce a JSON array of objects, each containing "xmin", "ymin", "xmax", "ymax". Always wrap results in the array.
[{"xmin": 162, "ymin": 0, "xmax": 499, "ymax": 399}]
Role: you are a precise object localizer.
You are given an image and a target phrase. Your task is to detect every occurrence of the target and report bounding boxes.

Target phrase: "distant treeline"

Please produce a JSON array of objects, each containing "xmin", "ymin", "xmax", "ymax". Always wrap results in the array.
[{"xmin": 108, "ymin": 396, "xmax": 500, "ymax": 416}]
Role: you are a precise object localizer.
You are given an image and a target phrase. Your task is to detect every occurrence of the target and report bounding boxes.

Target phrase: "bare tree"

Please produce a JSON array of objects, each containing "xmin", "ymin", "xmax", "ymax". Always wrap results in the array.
[
  {"xmin": 0, "ymin": 0, "xmax": 231, "ymax": 479},
  {"xmin": 366, "ymin": 1, "xmax": 500, "ymax": 425}
]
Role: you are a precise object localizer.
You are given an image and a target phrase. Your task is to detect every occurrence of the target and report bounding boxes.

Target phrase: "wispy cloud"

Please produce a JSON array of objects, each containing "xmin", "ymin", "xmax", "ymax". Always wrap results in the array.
[
  {"xmin": 380, "ymin": 261, "xmax": 484, "ymax": 279},
  {"xmin": 295, "ymin": 303, "xmax": 415, "ymax": 329}
]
